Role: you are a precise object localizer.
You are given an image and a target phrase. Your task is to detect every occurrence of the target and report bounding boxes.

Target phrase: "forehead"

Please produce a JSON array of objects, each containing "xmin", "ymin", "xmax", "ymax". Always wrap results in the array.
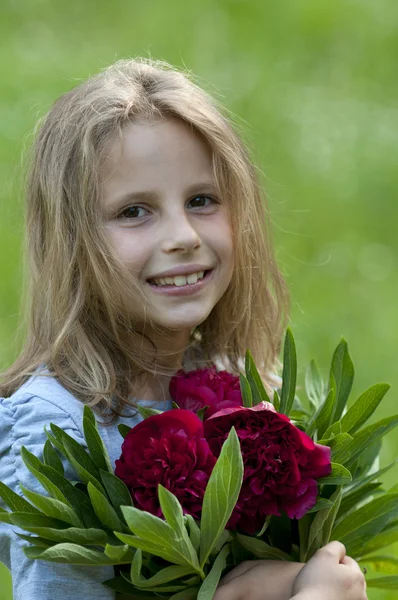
[{"xmin": 101, "ymin": 116, "xmax": 216, "ymax": 197}]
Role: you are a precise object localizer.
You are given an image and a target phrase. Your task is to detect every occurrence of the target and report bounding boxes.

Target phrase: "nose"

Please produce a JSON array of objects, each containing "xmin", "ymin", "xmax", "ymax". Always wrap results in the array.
[{"xmin": 161, "ymin": 213, "xmax": 201, "ymax": 254}]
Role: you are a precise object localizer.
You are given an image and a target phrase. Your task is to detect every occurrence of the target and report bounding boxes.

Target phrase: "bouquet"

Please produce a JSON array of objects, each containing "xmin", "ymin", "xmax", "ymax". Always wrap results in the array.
[{"xmin": 1, "ymin": 329, "xmax": 398, "ymax": 599}]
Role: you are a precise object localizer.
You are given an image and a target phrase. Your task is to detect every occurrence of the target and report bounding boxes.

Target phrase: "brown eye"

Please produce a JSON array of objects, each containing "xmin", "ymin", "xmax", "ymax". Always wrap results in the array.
[
  {"xmin": 119, "ymin": 206, "xmax": 148, "ymax": 219},
  {"xmin": 188, "ymin": 195, "xmax": 214, "ymax": 209}
]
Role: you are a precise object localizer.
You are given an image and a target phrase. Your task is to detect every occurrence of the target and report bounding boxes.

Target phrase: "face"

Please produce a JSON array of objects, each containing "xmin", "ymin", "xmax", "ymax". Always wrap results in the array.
[{"xmin": 101, "ymin": 116, "xmax": 234, "ymax": 339}]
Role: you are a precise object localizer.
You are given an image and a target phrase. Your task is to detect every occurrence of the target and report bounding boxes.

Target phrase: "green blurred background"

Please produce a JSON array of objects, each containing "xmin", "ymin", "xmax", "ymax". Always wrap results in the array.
[{"xmin": 1, "ymin": 0, "xmax": 397, "ymax": 598}]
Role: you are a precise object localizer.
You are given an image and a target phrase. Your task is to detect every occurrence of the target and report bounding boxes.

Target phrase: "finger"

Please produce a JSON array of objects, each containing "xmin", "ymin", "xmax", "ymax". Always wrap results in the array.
[
  {"xmin": 219, "ymin": 560, "xmax": 264, "ymax": 586},
  {"xmin": 319, "ymin": 541, "xmax": 347, "ymax": 563},
  {"xmin": 341, "ymin": 555, "xmax": 363, "ymax": 574}
]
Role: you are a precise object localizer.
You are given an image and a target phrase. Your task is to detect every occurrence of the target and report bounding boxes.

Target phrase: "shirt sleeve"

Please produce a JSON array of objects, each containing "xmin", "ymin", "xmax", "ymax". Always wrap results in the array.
[{"xmin": 0, "ymin": 393, "xmax": 115, "ymax": 600}]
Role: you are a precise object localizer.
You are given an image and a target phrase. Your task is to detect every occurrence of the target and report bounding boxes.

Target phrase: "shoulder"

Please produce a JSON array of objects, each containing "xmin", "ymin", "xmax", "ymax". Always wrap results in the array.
[
  {"xmin": 0, "ymin": 373, "xmax": 87, "ymax": 463},
  {"xmin": 0, "ymin": 372, "xmax": 142, "ymax": 474},
  {"xmin": 7, "ymin": 372, "xmax": 86, "ymax": 426}
]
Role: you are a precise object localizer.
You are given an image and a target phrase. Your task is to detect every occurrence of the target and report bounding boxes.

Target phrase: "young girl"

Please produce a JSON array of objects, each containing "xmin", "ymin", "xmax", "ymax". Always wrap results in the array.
[{"xmin": 0, "ymin": 58, "xmax": 366, "ymax": 600}]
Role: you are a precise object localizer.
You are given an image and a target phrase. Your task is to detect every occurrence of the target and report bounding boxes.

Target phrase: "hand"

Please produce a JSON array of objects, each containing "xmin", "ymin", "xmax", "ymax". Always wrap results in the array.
[
  {"xmin": 292, "ymin": 541, "xmax": 367, "ymax": 600},
  {"xmin": 213, "ymin": 559, "xmax": 304, "ymax": 600}
]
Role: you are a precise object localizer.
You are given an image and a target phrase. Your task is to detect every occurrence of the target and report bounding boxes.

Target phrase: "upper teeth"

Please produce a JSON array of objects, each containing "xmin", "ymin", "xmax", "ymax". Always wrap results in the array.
[{"xmin": 152, "ymin": 271, "xmax": 205, "ymax": 287}]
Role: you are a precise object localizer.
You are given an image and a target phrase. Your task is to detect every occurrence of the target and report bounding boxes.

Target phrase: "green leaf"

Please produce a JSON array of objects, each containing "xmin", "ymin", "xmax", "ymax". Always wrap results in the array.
[
  {"xmin": 350, "ymin": 440, "xmax": 382, "ymax": 485},
  {"xmin": 87, "ymin": 482, "xmax": 123, "ymax": 531},
  {"xmin": 0, "ymin": 507, "xmax": 12, "ymax": 524},
  {"xmin": 20, "ymin": 485, "xmax": 83, "ymax": 527},
  {"xmin": 298, "ymin": 513, "xmax": 311, "ymax": 562},
  {"xmin": 49, "ymin": 425, "xmax": 106, "ymax": 495},
  {"xmin": 100, "ymin": 470, "xmax": 133, "ymax": 520},
  {"xmin": 318, "ymin": 433, "xmax": 353, "ymax": 465},
  {"xmin": 245, "ymin": 350, "xmax": 271, "ymax": 405},
  {"xmin": 114, "ymin": 530, "xmax": 193, "ymax": 566},
  {"xmin": 16, "ymin": 533, "xmax": 55, "ymax": 548},
  {"xmin": 104, "ymin": 543, "xmax": 131, "ymax": 562},
  {"xmin": 197, "ymin": 544, "xmax": 230, "ymax": 600},
  {"xmin": 256, "ymin": 515, "xmax": 272, "ymax": 536},
  {"xmin": 360, "ymin": 524, "xmax": 398, "ymax": 557},
  {"xmin": 321, "ymin": 487, "xmax": 343, "ymax": 547},
  {"xmin": 118, "ymin": 424, "xmax": 132, "ymax": 439},
  {"xmin": 44, "ymin": 429, "xmax": 67, "ymax": 456},
  {"xmin": 120, "ymin": 507, "xmax": 199, "ymax": 568},
  {"xmin": 318, "ymin": 463, "xmax": 352, "ymax": 485},
  {"xmin": 332, "ymin": 494, "xmax": 398, "ymax": 544},
  {"xmin": 273, "ymin": 390, "xmax": 280, "ymax": 411},
  {"xmin": 306, "ymin": 487, "xmax": 342, "ymax": 559},
  {"xmin": 21, "ymin": 447, "xmax": 70, "ymax": 504},
  {"xmin": 329, "ymin": 338, "xmax": 354, "ymax": 422},
  {"xmin": 239, "ymin": 373, "xmax": 253, "ymax": 408},
  {"xmin": 158, "ymin": 484, "xmax": 199, "ymax": 567},
  {"xmin": 305, "ymin": 359, "xmax": 325, "ymax": 411},
  {"xmin": 306, "ymin": 497, "xmax": 334, "ymax": 514},
  {"xmin": 365, "ymin": 576, "xmax": 398, "ymax": 589},
  {"xmin": 330, "ymin": 435, "xmax": 354, "ymax": 465},
  {"xmin": 23, "ymin": 543, "xmax": 125, "ymax": 565},
  {"xmin": 338, "ymin": 482, "xmax": 383, "ymax": 519},
  {"xmin": 83, "ymin": 408, "xmax": 113, "ymax": 474},
  {"xmin": 136, "ymin": 405, "xmax": 163, "ymax": 420},
  {"xmin": 197, "ymin": 407, "xmax": 208, "ymax": 421},
  {"xmin": 157, "ymin": 484, "xmax": 185, "ymax": 535},
  {"xmin": 130, "ymin": 548, "xmax": 196, "ymax": 589},
  {"xmin": 279, "ymin": 328, "xmax": 297, "ymax": 416},
  {"xmin": 21, "ymin": 447, "xmax": 101, "ymax": 528},
  {"xmin": 83, "ymin": 405, "xmax": 96, "ymax": 426},
  {"xmin": 346, "ymin": 415, "xmax": 398, "ymax": 468},
  {"xmin": 318, "ymin": 378, "xmax": 337, "ymax": 438},
  {"xmin": 323, "ymin": 421, "xmax": 342, "ymax": 440},
  {"xmin": 199, "ymin": 427, "xmax": 243, "ymax": 568},
  {"xmin": 236, "ymin": 534, "xmax": 291, "ymax": 560},
  {"xmin": 121, "ymin": 505, "xmax": 177, "ymax": 543},
  {"xmin": 306, "ymin": 384, "xmax": 335, "ymax": 439},
  {"xmin": 9, "ymin": 513, "xmax": 108, "ymax": 544},
  {"xmin": 50, "ymin": 424, "xmax": 100, "ymax": 480},
  {"xmin": 210, "ymin": 529, "xmax": 233, "ymax": 557},
  {"xmin": 185, "ymin": 515, "xmax": 201, "ymax": 554},
  {"xmin": 0, "ymin": 481, "xmax": 41, "ymax": 514},
  {"xmin": 10, "ymin": 512, "xmax": 73, "ymax": 531},
  {"xmin": 341, "ymin": 384, "xmax": 390, "ymax": 435},
  {"xmin": 43, "ymin": 440, "xmax": 64, "ymax": 474},
  {"xmin": 103, "ymin": 575, "xmax": 140, "ymax": 595},
  {"xmin": 360, "ymin": 554, "xmax": 398, "ymax": 573}
]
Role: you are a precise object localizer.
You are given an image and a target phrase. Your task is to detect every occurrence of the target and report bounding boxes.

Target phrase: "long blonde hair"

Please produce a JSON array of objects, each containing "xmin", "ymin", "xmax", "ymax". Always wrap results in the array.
[{"xmin": 0, "ymin": 58, "xmax": 289, "ymax": 418}]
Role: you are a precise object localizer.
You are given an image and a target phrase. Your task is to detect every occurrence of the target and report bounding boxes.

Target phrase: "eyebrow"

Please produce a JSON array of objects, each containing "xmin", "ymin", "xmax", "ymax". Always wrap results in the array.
[{"xmin": 110, "ymin": 182, "xmax": 219, "ymax": 208}]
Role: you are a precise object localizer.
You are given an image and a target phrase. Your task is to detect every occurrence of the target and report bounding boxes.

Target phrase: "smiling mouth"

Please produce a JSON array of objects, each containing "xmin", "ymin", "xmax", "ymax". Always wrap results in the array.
[{"xmin": 147, "ymin": 270, "xmax": 212, "ymax": 288}]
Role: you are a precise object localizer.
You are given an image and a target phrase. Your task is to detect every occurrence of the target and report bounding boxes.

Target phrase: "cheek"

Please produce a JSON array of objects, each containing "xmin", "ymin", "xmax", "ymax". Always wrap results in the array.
[
  {"xmin": 107, "ymin": 227, "xmax": 151, "ymax": 274},
  {"xmin": 211, "ymin": 215, "xmax": 234, "ymax": 269}
]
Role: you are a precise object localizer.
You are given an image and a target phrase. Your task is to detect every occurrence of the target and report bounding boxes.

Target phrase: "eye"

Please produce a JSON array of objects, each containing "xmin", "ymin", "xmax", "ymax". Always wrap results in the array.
[
  {"xmin": 187, "ymin": 195, "xmax": 216, "ymax": 209},
  {"xmin": 118, "ymin": 205, "xmax": 149, "ymax": 220}
]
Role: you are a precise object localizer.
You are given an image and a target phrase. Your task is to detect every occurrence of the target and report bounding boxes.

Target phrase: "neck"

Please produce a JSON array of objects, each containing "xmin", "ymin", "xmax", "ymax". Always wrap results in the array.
[{"xmin": 135, "ymin": 326, "xmax": 191, "ymax": 402}]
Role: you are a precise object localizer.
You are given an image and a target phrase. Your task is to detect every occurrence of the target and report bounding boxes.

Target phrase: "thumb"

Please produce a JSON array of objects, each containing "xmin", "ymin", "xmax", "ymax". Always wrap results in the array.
[{"xmin": 318, "ymin": 541, "xmax": 347, "ymax": 563}]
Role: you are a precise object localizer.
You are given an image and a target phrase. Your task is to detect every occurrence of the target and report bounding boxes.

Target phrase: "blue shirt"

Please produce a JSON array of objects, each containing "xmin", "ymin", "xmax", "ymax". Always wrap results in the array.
[{"xmin": 0, "ymin": 373, "xmax": 172, "ymax": 600}]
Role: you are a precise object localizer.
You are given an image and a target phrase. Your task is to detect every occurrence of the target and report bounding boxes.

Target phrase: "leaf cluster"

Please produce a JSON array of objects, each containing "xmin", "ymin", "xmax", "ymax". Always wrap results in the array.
[{"xmin": 1, "ymin": 330, "xmax": 397, "ymax": 596}]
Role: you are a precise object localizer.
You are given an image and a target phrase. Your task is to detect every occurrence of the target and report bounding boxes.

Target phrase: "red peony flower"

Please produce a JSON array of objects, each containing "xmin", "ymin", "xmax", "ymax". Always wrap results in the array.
[
  {"xmin": 169, "ymin": 367, "xmax": 242, "ymax": 419},
  {"xmin": 203, "ymin": 402, "xmax": 331, "ymax": 534},
  {"xmin": 115, "ymin": 410, "xmax": 216, "ymax": 519}
]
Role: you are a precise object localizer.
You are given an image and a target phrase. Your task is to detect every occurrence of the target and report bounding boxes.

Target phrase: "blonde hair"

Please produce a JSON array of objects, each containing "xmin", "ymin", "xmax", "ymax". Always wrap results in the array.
[{"xmin": 0, "ymin": 58, "xmax": 289, "ymax": 419}]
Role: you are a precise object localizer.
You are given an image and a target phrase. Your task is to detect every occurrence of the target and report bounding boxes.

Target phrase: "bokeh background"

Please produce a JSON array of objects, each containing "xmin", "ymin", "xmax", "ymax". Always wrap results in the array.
[{"xmin": 1, "ymin": 0, "xmax": 397, "ymax": 598}]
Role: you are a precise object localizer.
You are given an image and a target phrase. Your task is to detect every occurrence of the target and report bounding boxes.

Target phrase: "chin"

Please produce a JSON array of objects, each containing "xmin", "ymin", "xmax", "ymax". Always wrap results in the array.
[{"xmin": 154, "ymin": 309, "xmax": 212, "ymax": 332}]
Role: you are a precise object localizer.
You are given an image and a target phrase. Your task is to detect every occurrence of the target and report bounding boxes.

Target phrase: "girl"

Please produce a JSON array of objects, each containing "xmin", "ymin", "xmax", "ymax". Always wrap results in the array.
[{"xmin": 0, "ymin": 58, "xmax": 367, "ymax": 600}]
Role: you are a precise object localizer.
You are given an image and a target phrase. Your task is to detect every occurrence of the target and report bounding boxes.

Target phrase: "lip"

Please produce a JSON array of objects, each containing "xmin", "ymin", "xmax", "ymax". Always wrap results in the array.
[
  {"xmin": 147, "ymin": 264, "xmax": 213, "ymax": 280},
  {"xmin": 146, "ymin": 268, "xmax": 214, "ymax": 296}
]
